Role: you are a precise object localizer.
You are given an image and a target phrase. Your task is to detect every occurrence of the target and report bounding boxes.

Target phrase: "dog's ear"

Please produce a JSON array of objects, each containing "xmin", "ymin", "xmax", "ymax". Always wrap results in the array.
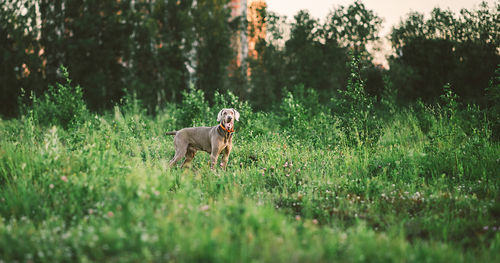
[
  {"xmin": 217, "ymin": 109, "xmax": 224, "ymax": 122},
  {"xmin": 232, "ymin": 108, "xmax": 240, "ymax": 121}
]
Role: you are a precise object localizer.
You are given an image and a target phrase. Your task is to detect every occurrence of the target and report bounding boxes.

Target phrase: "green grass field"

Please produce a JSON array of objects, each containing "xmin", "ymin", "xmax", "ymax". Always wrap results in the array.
[{"xmin": 1, "ymin": 80, "xmax": 499, "ymax": 262}]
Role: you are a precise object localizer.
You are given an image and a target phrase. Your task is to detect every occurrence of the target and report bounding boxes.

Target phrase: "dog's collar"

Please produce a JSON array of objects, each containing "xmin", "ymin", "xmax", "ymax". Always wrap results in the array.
[
  {"xmin": 218, "ymin": 123, "xmax": 234, "ymax": 143},
  {"xmin": 219, "ymin": 123, "xmax": 234, "ymax": 134}
]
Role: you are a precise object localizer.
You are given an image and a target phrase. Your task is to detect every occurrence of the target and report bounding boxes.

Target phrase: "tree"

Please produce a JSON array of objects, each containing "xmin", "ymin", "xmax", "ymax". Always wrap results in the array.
[
  {"xmin": 39, "ymin": 0, "xmax": 134, "ymax": 111},
  {"xmin": 285, "ymin": 10, "xmax": 326, "ymax": 91},
  {"xmin": 247, "ymin": 10, "xmax": 287, "ymax": 110},
  {"xmin": 324, "ymin": 0, "xmax": 383, "ymax": 58},
  {"xmin": 193, "ymin": 0, "xmax": 235, "ymax": 100},
  {"xmin": 389, "ymin": 2, "xmax": 500, "ymax": 105},
  {"xmin": 130, "ymin": 0, "xmax": 195, "ymax": 109},
  {"xmin": 0, "ymin": 0, "xmax": 43, "ymax": 117}
]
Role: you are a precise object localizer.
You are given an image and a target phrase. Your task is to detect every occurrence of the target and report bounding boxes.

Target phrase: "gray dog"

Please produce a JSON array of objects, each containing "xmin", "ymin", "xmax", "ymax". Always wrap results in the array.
[{"xmin": 166, "ymin": 108, "xmax": 240, "ymax": 169}]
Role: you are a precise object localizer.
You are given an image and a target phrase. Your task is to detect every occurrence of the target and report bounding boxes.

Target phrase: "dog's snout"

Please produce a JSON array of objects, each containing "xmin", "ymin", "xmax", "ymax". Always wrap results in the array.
[{"xmin": 227, "ymin": 116, "xmax": 232, "ymax": 121}]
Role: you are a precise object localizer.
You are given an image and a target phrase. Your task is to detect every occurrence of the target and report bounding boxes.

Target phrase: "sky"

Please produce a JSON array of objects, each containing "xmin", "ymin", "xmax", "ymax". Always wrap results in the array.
[
  {"xmin": 265, "ymin": 0, "xmax": 495, "ymax": 36},
  {"xmin": 265, "ymin": 0, "xmax": 495, "ymax": 67}
]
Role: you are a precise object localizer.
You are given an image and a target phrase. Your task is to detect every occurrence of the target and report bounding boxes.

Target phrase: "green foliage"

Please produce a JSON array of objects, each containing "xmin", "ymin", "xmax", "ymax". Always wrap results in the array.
[
  {"xmin": 119, "ymin": 90, "xmax": 147, "ymax": 118},
  {"xmin": 1, "ymin": 0, "xmax": 233, "ymax": 115},
  {"xmin": 279, "ymin": 91, "xmax": 308, "ymax": 128},
  {"xmin": 486, "ymin": 65, "xmax": 500, "ymax": 140},
  {"xmin": 331, "ymin": 55, "xmax": 379, "ymax": 145},
  {"xmin": 0, "ymin": 0, "xmax": 44, "ymax": 117},
  {"xmin": 380, "ymin": 74, "xmax": 398, "ymax": 114},
  {"xmin": 178, "ymin": 85, "xmax": 211, "ymax": 127},
  {"xmin": 26, "ymin": 66, "xmax": 89, "ymax": 129},
  {"xmin": 131, "ymin": 0, "xmax": 195, "ymax": 108},
  {"xmin": 390, "ymin": 1, "xmax": 500, "ymax": 105},
  {"xmin": 1, "ymin": 0, "xmax": 499, "ymax": 117},
  {"xmin": 248, "ymin": 1, "xmax": 384, "ymax": 110},
  {"xmin": 1, "ymin": 83, "xmax": 500, "ymax": 261},
  {"xmin": 193, "ymin": 0, "xmax": 235, "ymax": 98},
  {"xmin": 324, "ymin": 0, "xmax": 383, "ymax": 57}
]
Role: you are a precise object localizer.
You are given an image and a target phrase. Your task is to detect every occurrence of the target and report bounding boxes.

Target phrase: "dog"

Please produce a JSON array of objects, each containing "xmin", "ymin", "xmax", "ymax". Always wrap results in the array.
[{"xmin": 166, "ymin": 108, "xmax": 239, "ymax": 169}]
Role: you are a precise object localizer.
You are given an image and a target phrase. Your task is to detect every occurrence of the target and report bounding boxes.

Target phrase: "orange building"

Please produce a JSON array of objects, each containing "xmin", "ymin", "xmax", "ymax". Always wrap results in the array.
[
  {"xmin": 247, "ymin": 0, "xmax": 266, "ymax": 59},
  {"xmin": 229, "ymin": 0, "xmax": 266, "ymax": 75}
]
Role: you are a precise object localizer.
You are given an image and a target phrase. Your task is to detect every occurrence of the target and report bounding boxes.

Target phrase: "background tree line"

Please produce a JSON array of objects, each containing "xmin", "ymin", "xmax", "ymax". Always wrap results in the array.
[{"xmin": 1, "ymin": 0, "xmax": 499, "ymax": 117}]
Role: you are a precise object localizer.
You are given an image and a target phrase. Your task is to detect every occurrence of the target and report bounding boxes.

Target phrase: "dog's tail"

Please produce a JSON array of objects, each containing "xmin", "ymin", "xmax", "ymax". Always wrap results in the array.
[{"xmin": 165, "ymin": 131, "xmax": 177, "ymax": 135}]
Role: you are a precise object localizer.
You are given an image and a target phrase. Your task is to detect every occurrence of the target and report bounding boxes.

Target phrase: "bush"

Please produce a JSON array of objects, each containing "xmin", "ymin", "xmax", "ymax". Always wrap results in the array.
[
  {"xmin": 486, "ymin": 65, "xmax": 500, "ymax": 140},
  {"xmin": 177, "ymin": 84, "xmax": 211, "ymax": 127},
  {"xmin": 278, "ymin": 86, "xmax": 341, "ymax": 146},
  {"xmin": 279, "ymin": 91, "xmax": 308, "ymax": 130},
  {"xmin": 119, "ymin": 90, "xmax": 147, "ymax": 118},
  {"xmin": 26, "ymin": 65, "xmax": 88, "ymax": 129},
  {"xmin": 331, "ymin": 55, "xmax": 380, "ymax": 146}
]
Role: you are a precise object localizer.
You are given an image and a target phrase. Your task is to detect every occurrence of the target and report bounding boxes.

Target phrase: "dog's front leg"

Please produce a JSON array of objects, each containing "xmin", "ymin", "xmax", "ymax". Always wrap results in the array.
[
  {"xmin": 210, "ymin": 150, "xmax": 220, "ymax": 170},
  {"xmin": 220, "ymin": 147, "xmax": 231, "ymax": 170}
]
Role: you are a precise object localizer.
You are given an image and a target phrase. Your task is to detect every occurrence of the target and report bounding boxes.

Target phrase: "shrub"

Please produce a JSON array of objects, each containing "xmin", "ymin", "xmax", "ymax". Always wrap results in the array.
[
  {"xmin": 380, "ymin": 74, "xmax": 398, "ymax": 115},
  {"xmin": 486, "ymin": 65, "xmax": 500, "ymax": 140},
  {"xmin": 119, "ymin": 89, "xmax": 147, "ymax": 117},
  {"xmin": 279, "ymin": 91, "xmax": 308, "ymax": 130},
  {"xmin": 26, "ymin": 65, "xmax": 89, "ymax": 129},
  {"xmin": 331, "ymin": 55, "xmax": 379, "ymax": 145},
  {"xmin": 278, "ymin": 86, "xmax": 341, "ymax": 146},
  {"xmin": 178, "ymin": 84, "xmax": 211, "ymax": 127}
]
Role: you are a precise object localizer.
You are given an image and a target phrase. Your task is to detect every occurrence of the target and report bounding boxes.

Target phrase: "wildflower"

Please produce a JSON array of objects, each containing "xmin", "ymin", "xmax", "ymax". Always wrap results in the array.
[
  {"xmin": 283, "ymin": 161, "xmax": 289, "ymax": 168},
  {"xmin": 295, "ymin": 215, "xmax": 301, "ymax": 221},
  {"xmin": 107, "ymin": 211, "xmax": 114, "ymax": 217},
  {"xmin": 285, "ymin": 174, "xmax": 290, "ymax": 177},
  {"xmin": 61, "ymin": 176, "xmax": 68, "ymax": 182},
  {"xmin": 483, "ymin": 226, "xmax": 489, "ymax": 231},
  {"xmin": 49, "ymin": 184, "xmax": 54, "ymax": 189},
  {"xmin": 261, "ymin": 172, "xmax": 265, "ymax": 176},
  {"xmin": 312, "ymin": 219, "xmax": 318, "ymax": 225},
  {"xmin": 153, "ymin": 190, "xmax": 160, "ymax": 196},
  {"xmin": 200, "ymin": 205, "xmax": 210, "ymax": 211},
  {"xmin": 88, "ymin": 209, "xmax": 94, "ymax": 215}
]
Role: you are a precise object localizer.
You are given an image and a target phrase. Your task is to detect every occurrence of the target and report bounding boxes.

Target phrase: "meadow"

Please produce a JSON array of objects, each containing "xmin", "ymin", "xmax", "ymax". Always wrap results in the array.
[{"xmin": 0, "ymin": 67, "xmax": 499, "ymax": 262}]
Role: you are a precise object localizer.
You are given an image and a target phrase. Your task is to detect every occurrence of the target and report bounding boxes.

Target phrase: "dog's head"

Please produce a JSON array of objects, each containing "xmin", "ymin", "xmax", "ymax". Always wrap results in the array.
[{"xmin": 217, "ymin": 108, "xmax": 239, "ymax": 130}]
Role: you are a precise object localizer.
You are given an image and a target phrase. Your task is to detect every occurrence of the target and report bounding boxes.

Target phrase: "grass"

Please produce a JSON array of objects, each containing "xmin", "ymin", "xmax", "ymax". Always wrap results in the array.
[{"xmin": 1, "ymin": 85, "xmax": 499, "ymax": 262}]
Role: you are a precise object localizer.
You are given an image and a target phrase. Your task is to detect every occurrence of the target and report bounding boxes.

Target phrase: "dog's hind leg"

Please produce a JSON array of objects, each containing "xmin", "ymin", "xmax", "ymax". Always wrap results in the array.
[
  {"xmin": 169, "ymin": 139, "xmax": 188, "ymax": 167},
  {"xmin": 181, "ymin": 146, "xmax": 197, "ymax": 168}
]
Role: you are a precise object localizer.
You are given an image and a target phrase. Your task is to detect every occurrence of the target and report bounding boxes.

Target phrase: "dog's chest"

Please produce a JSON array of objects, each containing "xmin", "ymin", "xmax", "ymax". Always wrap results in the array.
[{"xmin": 223, "ymin": 134, "xmax": 232, "ymax": 144}]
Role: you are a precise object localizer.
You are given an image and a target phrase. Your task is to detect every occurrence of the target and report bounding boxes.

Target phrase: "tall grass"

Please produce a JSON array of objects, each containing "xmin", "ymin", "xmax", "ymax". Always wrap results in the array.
[{"xmin": 0, "ymin": 68, "xmax": 499, "ymax": 262}]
